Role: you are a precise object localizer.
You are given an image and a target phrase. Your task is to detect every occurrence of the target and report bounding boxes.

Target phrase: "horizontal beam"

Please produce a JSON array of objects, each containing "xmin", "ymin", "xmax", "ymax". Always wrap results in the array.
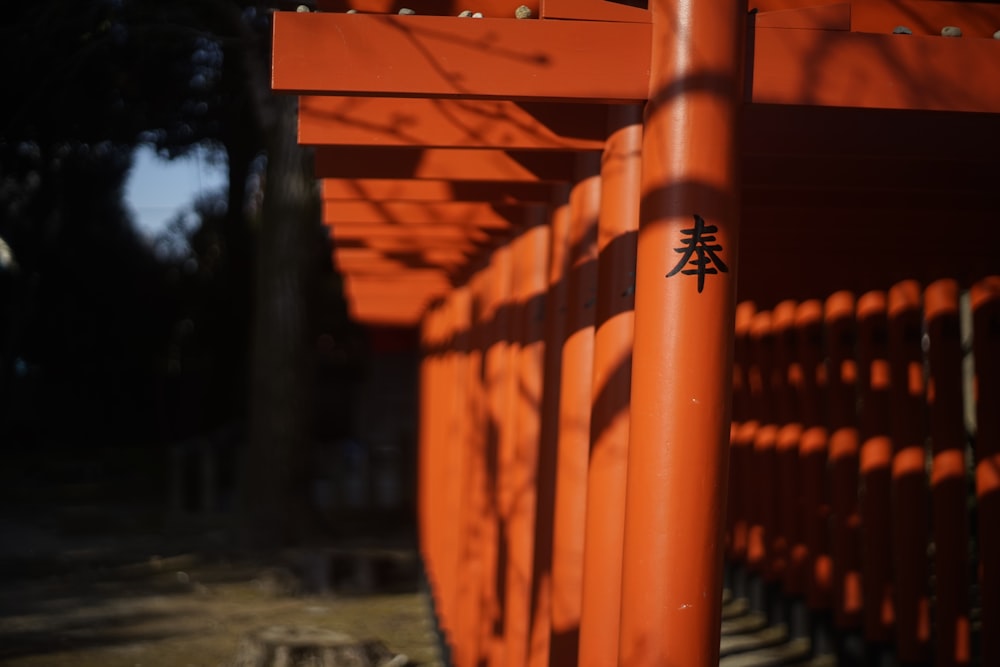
[
  {"xmin": 321, "ymin": 179, "xmax": 557, "ymax": 203},
  {"xmin": 335, "ymin": 247, "xmax": 472, "ymax": 270},
  {"xmin": 852, "ymin": 0, "xmax": 1000, "ymax": 39},
  {"xmin": 272, "ymin": 12, "xmax": 650, "ymax": 101},
  {"xmin": 751, "ymin": 27, "xmax": 1000, "ymax": 113},
  {"xmin": 315, "ymin": 1, "xmax": 539, "ymax": 17},
  {"xmin": 327, "ymin": 223, "xmax": 499, "ymax": 242},
  {"xmin": 540, "ymin": 0, "xmax": 649, "ymax": 23},
  {"xmin": 315, "ymin": 147, "xmax": 581, "ymax": 181},
  {"xmin": 323, "ymin": 200, "xmax": 523, "ymax": 225},
  {"xmin": 299, "ymin": 96, "xmax": 609, "ymax": 149}
]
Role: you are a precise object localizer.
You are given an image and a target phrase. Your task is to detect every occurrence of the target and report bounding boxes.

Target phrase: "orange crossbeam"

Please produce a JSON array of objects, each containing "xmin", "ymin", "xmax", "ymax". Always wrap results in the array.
[
  {"xmin": 315, "ymin": 1, "xmax": 539, "ymax": 16},
  {"xmin": 272, "ymin": 12, "xmax": 651, "ymax": 102},
  {"xmin": 323, "ymin": 200, "xmax": 521, "ymax": 226},
  {"xmin": 322, "ymin": 179, "xmax": 555, "ymax": 203},
  {"xmin": 752, "ymin": 27, "xmax": 1000, "ymax": 113},
  {"xmin": 300, "ymin": 96, "xmax": 608, "ymax": 150},
  {"xmin": 315, "ymin": 147, "xmax": 581, "ymax": 181}
]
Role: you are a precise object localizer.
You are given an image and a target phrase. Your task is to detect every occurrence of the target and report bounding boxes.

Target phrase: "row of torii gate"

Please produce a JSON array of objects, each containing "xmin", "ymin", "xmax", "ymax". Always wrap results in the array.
[{"xmin": 271, "ymin": 1, "xmax": 1000, "ymax": 665}]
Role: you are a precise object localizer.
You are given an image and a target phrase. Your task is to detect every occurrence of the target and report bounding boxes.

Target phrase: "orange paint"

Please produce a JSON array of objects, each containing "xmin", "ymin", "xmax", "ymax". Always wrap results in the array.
[
  {"xmin": 972, "ymin": 276, "xmax": 1000, "ymax": 667},
  {"xmin": 924, "ymin": 279, "xmax": 971, "ymax": 667},
  {"xmin": 857, "ymin": 291, "xmax": 895, "ymax": 643},
  {"xmin": 549, "ymin": 155, "xmax": 600, "ymax": 667},
  {"xmin": 887, "ymin": 280, "xmax": 931, "ymax": 662},
  {"xmin": 577, "ymin": 105, "xmax": 641, "ymax": 667},
  {"xmin": 618, "ymin": 0, "xmax": 744, "ymax": 663}
]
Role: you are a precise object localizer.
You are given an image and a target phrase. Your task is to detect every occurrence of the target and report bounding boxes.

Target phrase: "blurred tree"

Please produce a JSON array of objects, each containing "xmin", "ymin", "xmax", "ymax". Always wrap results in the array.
[{"xmin": 1, "ymin": 0, "xmax": 354, "ymax": 547}]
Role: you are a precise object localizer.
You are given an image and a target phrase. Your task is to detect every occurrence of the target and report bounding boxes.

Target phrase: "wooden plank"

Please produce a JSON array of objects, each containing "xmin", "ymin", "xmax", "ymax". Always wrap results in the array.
[
  {"xmin": 752, "ymin": 27, "xmax": 1000, "ymax": 112},
  {"xmin": 299, "ymin": 96, "xmax": 608, "ymax": 149},
  {"xmin": 272, "ymin": 12, "xmax": 650, "ymax": 102},
  {"xmin": 315, "ymin": 147, "xmax": 580, "ymax": 181},
  {"xmin": 321, "ymin": 179, "xmax": 556, "ymax": 203}
]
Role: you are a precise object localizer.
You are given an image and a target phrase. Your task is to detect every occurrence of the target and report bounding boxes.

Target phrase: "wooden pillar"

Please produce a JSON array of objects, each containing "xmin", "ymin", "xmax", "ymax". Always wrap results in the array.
[
  {"xmin": 729, "ymin": 302, "xmax": 758, "ymax": 597},
  {"xmin": 502, "ymin": 211, "xmax": 551, "ymax": 667},
  {"xmin": 549, "ymin": 153, "xmax": 601, "ymax": 667},
  {"xmin": 774, "ymin": 300, "xmax": 808, "ymax": 624},
  {"xmin": 887, "ymin": 280, "xmax": 931, "ymax": 663},
  {"xmin": 418, "ymin": 301, "xmax": 444, "ymax": 628},
  {"xmin": 924, "ymin": 279, "xmax": 971, "ymax": 667},
  {"xmin": 527, "ymin": 196, "xmax": 572, "ymax": 667},
  {"xmin": 824, "ymin": 292, "xmax": 863, "ymax": 640},
  {"xmin": 455, "ymin": 268, "xmax": 489, "ymax": 667},
  {"xmin": 577, "ymin": 104, "xmax": 642, "ymax": 667},
  {"xmin": 445, "ymin": 286, "xmax": 473, "ymax": 660},
  {"xmin": 750, "ymin": 311, "xmax": 782, "ymax": 615},
  {"xmin": 618, "ymin": 0, "xmax": 745, "ymax": 662},
  {"xmin": 482, "ymin": 242, "xmax": 516, "ymax": 667},
  {"xmin": 856, "ymin": 291, "xmax": 895, "ymax": 650},
  {"xmin": 972, "ymin": 276, "xmax": 1000, "ymax": 667},
  {"xmin": 795, "ymin": 300, "xmax": 833, "ymax": 646}
]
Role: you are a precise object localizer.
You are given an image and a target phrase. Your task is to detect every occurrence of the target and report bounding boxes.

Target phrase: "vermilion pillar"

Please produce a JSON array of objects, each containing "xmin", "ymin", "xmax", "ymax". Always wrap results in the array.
[
  {"xmin": 795, "ymin": 300, "xmax": 833, "ymax": 647},
  {"xmin": 481, "ymin": 242, "xmax": 515, "ymax": 667},
  {"xmin": 549, "ymin": 154, "xmax": 600, "ymax": 667},
  {"xmin": 824, "ymin": 292, "xmax": 863, "ymax": 639},
  {"xmin": 577, "ymin": 105, "xmax": 642, "ymax": 667},
  {"xmin": 618, "ymin": 0, "xmax": 745, "ymax": 663},
  {"xmin": 445, "ymin": 286, "xmax": 473, "ymax": 660},
  {"xmin": 972, "ymin": 276, "xmax": 1000, "ymax": 667},
  {"xmin": 887, "ymin": 280, "xmax": 931, "ymax": 662},
  {"xmin": 857, "ymin": 291, "xmax": 895, "ymax": 649},
  {"xmin": 456, "ymin": 268, "xmax": 488, "ymax": 667},
  {"xmin": 527, "ymin": 197, "xmax": 572, "ymax": 667},
  {"xmin": 924, "ymin": 279, "xmax": 971, "ymax": 667},
  {"xmin": 502, "ymin": 213, "xmax": 551, "ymax": 667},
  {"xmin": 419, "ymin": 300, "xmax": 447, "ymax": 629}
]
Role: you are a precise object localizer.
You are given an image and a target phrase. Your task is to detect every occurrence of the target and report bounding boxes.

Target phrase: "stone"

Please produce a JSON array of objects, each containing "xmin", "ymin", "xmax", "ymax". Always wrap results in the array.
[
  {"xmin": 398, "ymin": 7, "xmax": 416, "ymax": 15},
  {"xmin": 941, "ymin": 26, "xmax": 962, "ymax": 37},
  {"xmin": 515, "ymin": 5, "xmax": 533, "ymax": 19},
  {"xmin": 892, "ymin": 25, "xmax": 912, "ymax": 35},
  {"xmin": 458, "ymin": 10, "xmax": 473, "ymax": 17}
]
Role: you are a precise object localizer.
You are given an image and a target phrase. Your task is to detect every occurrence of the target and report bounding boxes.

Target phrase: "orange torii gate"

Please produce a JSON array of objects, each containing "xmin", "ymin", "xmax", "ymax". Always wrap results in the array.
[{"xmin": 272, "ymin": 1, "xmax": 1000, "ymax": 666}]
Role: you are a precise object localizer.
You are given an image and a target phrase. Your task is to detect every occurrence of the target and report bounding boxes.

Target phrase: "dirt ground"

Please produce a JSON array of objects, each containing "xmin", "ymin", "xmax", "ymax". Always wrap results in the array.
[{"xmin": 0, "ymin": 513, "xmax": 446, "ymax": 667}]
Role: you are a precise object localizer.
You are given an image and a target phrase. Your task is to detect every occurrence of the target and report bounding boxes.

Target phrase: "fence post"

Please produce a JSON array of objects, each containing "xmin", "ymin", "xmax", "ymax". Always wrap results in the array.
[
  {"xmin": 857, "ymin": 291, "xmax": 895, "ymax": 657},
  {"xmin": 824, "ymin": 291, "xmax": 863, "ymax": 656},
  {"xmin": 618, "ymin": 0, "xmax": 745, "ymax": 661},
  {"xmin": 795, "ymin": 299, "xmax": 834, "ymax": 654},
  {"xmin": 887, "ymin": 280, "xmax": 931, "ymax": 663},
  {"xmin": 972, "ymin": 276, "xmax": 1000, "ymax": 667},
  {"xmin": 924, "ymin": 278, "xmax": 971, "ymax": 667}
]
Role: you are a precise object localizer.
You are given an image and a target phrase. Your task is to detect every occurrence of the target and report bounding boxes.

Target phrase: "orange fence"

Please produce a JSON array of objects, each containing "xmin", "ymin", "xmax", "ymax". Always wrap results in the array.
[{"xmin": 422, "ymin": 272, "xmax": 1000, "ymax": 666}]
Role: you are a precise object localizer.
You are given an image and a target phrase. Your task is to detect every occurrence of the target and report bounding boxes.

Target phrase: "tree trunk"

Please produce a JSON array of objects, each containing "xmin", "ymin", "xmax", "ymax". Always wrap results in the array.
[{"xmin": 240, "ymin": 92, "xmax": 323, "ymax": 549}]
